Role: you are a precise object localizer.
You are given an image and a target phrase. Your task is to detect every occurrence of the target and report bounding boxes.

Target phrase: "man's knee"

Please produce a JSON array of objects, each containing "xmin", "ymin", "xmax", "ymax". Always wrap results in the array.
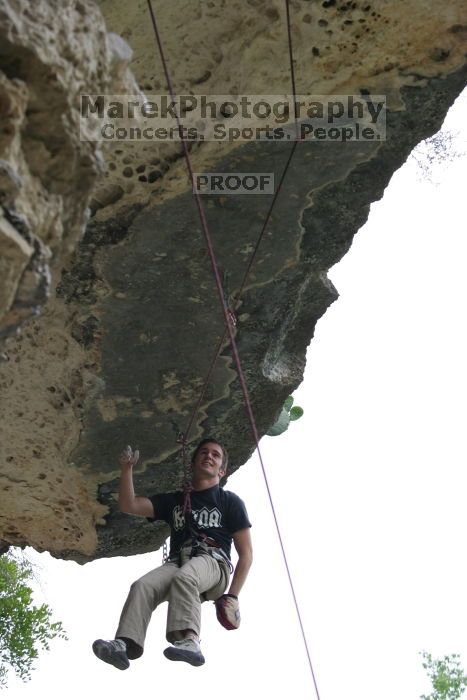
[
  {"xmin": 171, "ymin": 567, "xmax": 198, "ymax": 592},
  {"xmin": 129, "ymin": 577, "xmax": 156, "ymax": 601},
  {"xmin": 131, "ymin": 566, "xmax": 167, "ymax": 591}
]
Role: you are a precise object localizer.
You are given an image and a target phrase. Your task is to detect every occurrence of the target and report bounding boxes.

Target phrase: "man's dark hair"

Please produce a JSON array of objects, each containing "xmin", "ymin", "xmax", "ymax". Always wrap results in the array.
[{"xmin": 191, "ymin": 438, "xmax": 229, "ymax": 471}]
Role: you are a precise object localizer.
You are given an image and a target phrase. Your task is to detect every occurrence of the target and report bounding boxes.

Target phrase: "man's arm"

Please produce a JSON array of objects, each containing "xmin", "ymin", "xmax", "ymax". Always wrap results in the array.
[
  {"xmin": 118, "ymin": 446, "xmax": 155, "ymax": 518},
  {"xmin": 228, "ymin": 528, "xmax": 253, "ymax": 597}
]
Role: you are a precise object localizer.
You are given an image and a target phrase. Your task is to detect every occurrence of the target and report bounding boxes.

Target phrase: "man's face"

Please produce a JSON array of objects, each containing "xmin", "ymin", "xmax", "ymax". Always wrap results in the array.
[{"xmin": 192, "ymin": 442, "xmax": 225, "ymax": 481}]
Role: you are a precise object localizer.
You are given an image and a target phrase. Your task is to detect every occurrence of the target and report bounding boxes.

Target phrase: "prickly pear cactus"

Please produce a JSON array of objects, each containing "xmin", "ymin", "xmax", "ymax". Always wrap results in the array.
[{"xmin": 266, "ymin": 396, "xmax": 304, "ymax": 437}]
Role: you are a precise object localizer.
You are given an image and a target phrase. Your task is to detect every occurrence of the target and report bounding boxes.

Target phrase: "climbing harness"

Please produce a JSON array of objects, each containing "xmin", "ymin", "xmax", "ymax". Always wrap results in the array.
[
  {"xmin": 174, "ymin": 432, "xmax": 233, "ymax": 570},
  {"xmin": 173, "ymin": 537, "xmax": 233, "ymax": 573},
  {"xmin": 146, "ymin": 2, "xmax": 320, "ymax": 698}
]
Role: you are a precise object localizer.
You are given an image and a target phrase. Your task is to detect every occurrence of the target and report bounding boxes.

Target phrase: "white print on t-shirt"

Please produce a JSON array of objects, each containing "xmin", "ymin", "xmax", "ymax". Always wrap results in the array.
[{"xmin": 172, "ymin": 505, "xmax": 222, "ymax": 531}]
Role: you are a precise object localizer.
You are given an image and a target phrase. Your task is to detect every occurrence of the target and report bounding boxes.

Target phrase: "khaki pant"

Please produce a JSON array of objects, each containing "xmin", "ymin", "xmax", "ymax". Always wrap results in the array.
[{"xmin": 115, "ymin": 547, "xmax": 229, "ymax": 658}]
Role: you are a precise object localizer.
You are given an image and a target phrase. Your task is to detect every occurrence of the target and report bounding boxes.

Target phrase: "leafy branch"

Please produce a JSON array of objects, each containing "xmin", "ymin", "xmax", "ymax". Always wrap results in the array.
[
  {"xmin": 420, "ymin": 651, "xmax": 467, "ymax": 700},
  {"xmin": 0, "ymin": 550, "xmax": 67, "ymax": 688}
]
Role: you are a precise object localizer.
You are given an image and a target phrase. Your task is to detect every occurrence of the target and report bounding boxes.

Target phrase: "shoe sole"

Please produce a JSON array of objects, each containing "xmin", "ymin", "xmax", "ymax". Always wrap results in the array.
[
  {"xmin": 92, "ymin": 640, "xmax": 130, "ymax": 670},
  {"xmin": 163, "ymin": 647, "xmax": 205, "ymax": 667}
]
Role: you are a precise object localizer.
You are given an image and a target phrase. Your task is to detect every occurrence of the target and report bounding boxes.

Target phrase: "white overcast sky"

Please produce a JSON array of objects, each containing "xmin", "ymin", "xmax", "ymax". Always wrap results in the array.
[{"xmin": 5, "ymin": 88, "xmax": 467, "ymax": 700}]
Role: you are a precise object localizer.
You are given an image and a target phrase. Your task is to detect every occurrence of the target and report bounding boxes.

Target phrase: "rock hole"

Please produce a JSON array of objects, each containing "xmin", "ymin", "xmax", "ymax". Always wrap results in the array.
[
  {"xmin": 429, "ymin": 47, "xmax": 450, "ymax": 62},
  {"xmin": 265, "ymin": 7, "xmax": 280, "ymax": 20},
  {"xmin": 148, "ymin": 170, "xmax": 162, "ymax": 183}
]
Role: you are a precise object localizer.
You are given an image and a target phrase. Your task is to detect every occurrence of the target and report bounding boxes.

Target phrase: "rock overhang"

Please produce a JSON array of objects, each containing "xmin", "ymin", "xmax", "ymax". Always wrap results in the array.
[{"xmin": 0, "ymin": 0, "xmax": 466, "ymax": 562}]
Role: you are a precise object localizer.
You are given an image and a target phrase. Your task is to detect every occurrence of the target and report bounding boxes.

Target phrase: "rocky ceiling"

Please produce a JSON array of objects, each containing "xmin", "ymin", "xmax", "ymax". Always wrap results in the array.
[{"xmin": 0, "ymin": 0, "xmax": 466, "ymax": 563}]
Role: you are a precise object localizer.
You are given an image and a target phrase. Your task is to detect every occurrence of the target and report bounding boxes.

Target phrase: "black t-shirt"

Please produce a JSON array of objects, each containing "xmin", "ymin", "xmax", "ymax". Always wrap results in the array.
[{"xmin": 149, "ymin": 485, "xmax": 251, "ymax": 560}]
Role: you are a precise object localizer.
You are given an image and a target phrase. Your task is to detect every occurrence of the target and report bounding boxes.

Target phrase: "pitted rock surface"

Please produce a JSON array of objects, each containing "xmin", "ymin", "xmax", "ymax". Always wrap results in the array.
[
  {"xmin": 0, "ymin": 0, "xmax": 139, "ymax": 341},
  {"xmin": 0, "ymin": 0, "xmax": 466, "ymax": 561}
]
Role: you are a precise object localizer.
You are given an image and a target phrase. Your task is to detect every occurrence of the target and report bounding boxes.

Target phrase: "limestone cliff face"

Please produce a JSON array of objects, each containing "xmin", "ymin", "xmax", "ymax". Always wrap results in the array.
[
  {"xmin": 0, "ymin": 0, "xmax": 141, "ymax": 555},
  {"xmin": 0, "ymin": 0, "xmax": 139, "ymax": 341},
  {"xmin": 0, "ymin": 0, "xmax": 466, "ymax": 562}
]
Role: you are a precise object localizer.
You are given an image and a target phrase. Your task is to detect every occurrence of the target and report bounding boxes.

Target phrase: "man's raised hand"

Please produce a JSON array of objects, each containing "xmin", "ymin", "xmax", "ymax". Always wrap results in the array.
[
  {"xmin": 119, "ymin": 445, "xmax": 140, "ymax": 470},
  {"xmin": 117, "ymin": 446, "xmax": 153, "ymax": 517}
]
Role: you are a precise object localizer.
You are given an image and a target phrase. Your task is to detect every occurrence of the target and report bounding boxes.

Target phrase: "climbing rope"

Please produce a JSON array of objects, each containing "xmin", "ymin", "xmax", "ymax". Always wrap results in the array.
[
  {"xmin": 177, "ymin": 431, "xmax": 193, "ymax": 516},
  {"xmin": 146, "ymin": 2, "xmax": 320, "ymax": 698},
  {"xmin": 285, "ymin": 0, "xmax": 301, "ymax": 141},
  {"xmin": 177, "ymin": 0, "xmax": 303, "ymax": 448},
  {"xmin": 180, "ymin": 138, "xmax": 299, "ymax": 453}
]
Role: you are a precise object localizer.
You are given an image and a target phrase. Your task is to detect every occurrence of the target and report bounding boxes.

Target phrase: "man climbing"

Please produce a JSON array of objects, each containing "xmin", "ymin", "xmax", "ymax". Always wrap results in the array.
[{"xmin": 92, "ymin": 438, "xmax": 253, "ymax": 668}]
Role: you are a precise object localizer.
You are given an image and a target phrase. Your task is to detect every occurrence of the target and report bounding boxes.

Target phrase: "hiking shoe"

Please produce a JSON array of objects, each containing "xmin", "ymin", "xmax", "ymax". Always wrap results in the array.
[
  {"xmin": 92, "ymin": 638, "xmax": 130, "ymax": 670},
  {"xmin": 163, "ymin": 638, "xmax": 205, "ymax": 666}
]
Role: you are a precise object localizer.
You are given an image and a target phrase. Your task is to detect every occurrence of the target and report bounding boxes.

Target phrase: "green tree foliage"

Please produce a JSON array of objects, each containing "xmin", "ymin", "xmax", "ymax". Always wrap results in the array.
[
  {"xmin": 0, "ymin": 551, "xmax": 67, "ymax": 688},
  {"xmin": 420, "ymin": 651, "xmax": 467, "ymax": 700}
]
